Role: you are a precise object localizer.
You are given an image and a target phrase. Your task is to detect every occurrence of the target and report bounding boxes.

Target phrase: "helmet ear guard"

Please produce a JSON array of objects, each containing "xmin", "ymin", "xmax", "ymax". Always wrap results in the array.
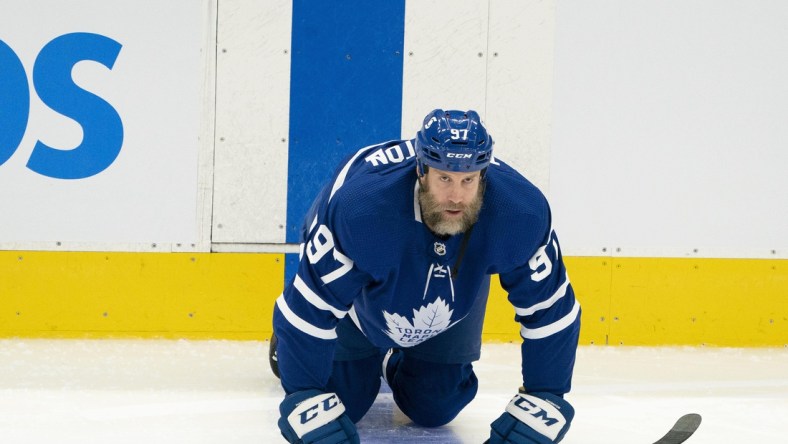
[{"xmin": 415, "ymin": 109, "xmax": 494, "ymax": 177}]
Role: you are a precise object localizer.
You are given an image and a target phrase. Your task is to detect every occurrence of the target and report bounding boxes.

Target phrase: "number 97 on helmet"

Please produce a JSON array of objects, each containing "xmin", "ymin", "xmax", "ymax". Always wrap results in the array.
[{"xmin": 415, "ymin": 109, "xmax": 494, "ymax": 177}]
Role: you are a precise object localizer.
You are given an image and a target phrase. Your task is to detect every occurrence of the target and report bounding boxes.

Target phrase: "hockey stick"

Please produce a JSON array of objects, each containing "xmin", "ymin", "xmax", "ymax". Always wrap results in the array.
[
  {"xmin": 652, "ymin": 413, "xmax": 702, "ymax": 444},
  {"xmin": 482, "ymin": 413, "xmax": 702, "ymax": 444}
]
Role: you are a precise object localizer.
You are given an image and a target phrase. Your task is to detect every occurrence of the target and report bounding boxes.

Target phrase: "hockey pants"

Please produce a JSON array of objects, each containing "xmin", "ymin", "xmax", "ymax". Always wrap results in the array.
[{"xmin": 326, "ymin": 314, "xmax": 483, "ymax": 427}]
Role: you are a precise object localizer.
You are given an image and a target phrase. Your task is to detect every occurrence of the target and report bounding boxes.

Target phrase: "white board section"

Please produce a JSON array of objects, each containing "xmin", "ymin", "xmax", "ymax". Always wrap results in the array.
[
  {"xmin": 401, "ymin": 1, "xmax": 489, "ymax": 141},
  {"xmin": 486, "ymin": 0, "xmax": 556, "ymax": 192},
  {"xmin": 550, "ymin": 0, "xmax": 788, "ymax": 258},
  {"xmin": 402, "ymin": 0, "xmax": 556, "ymax": 193},
  {"xmin": 212, "ymin": 0, "xmax": 292, "ymax": 244},
  {"xmin": 0, "ymin": 0, "xmax": 207, "ymax": 251}
]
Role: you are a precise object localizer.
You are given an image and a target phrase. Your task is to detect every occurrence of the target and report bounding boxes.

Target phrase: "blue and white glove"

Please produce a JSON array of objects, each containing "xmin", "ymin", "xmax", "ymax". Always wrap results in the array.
[
  {"xmin": 278, "ymin": 390, "xmax": 359, "ymax": 444},
  {"xmin": 487, "ymin": 392, "xmax": 574, "ymax": 444}
]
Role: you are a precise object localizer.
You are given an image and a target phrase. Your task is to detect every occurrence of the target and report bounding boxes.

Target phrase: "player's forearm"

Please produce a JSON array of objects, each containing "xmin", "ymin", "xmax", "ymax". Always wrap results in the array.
[
  {"xmin": 519, "ymin": 313, "xmax": 580, "ymax": 395},
  {"xmin": 273, "ymin": 305, "xmax": 338, "ymax": 394}
]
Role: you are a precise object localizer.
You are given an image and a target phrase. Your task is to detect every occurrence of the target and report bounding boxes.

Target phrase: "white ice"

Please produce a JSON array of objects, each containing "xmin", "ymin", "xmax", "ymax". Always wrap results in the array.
[{"xmin": 1, "ymin": 339, "xmax": 786, "ymax": 443}]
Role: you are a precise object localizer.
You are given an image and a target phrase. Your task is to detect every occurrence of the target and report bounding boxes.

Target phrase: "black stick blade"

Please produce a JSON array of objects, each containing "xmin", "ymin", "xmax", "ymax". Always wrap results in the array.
[{"xmin": 653, "ymin": 413, "xmax": 702, "ymax": 444}]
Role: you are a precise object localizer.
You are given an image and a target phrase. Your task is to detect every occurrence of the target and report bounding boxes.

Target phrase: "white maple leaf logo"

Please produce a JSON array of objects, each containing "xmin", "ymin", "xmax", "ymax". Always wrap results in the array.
[{"xmin": 382, "ymin": 298, "xmax": 457, "ymax": 347}]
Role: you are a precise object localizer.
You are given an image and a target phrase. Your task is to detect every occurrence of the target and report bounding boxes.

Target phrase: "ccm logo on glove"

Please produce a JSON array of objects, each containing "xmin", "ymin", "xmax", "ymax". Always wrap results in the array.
[
  {"xmin": 506, "ymin": 394, "xmax": 567, "ymax": 441},
  {"xmin": 287, "ymin": 393, "xmax": 346, "ymax": 438}
]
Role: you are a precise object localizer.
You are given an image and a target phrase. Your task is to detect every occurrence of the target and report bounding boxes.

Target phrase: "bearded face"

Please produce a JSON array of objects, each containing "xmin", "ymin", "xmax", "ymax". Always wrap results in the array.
[{"xmin": 418, "ymin": 168, "xmax": 485, "ymax": 236}]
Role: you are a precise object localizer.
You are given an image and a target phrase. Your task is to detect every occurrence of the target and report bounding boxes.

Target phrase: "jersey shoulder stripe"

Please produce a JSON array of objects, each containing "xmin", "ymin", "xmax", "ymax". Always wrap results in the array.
[{"xmin": 328, "ymin": 140, "xmax": 400, "ymax": 203}]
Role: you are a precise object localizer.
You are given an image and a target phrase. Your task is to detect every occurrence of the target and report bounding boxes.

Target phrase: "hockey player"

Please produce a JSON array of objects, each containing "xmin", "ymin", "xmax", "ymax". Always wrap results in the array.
[{"xmin": 272, "ymin": 109, "xmax": 580, "ymax": 443}]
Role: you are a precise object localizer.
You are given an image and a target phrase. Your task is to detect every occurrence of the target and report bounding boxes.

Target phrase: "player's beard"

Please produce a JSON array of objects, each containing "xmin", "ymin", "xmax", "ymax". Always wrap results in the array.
[{"xmin": 419, "ymin": 180, "xmax": 484, "ymax": 236}]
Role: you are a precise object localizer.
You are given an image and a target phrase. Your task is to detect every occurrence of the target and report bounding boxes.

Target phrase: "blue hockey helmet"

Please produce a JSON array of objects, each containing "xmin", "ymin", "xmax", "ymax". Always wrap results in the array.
[{"xmin": 415, "ymin": 109, "xmax": 493, "ymax": 176}]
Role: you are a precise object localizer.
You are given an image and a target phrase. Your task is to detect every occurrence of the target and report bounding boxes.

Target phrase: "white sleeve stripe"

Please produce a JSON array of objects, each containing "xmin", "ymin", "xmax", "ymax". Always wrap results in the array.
[
  {"xmin": 276, "ymin": 295, "xmax": 338, "ymax": 340},
  {"xmin": 294, "ymin": 275, "xmax": 348, "ymax": 319},
  {"xmin": 513, "ymin": 271, "xmax": 571, "ymax": 317},
  {"xmin": 520, "ymin": 300, "xmax": 580, "ymax": 340}
]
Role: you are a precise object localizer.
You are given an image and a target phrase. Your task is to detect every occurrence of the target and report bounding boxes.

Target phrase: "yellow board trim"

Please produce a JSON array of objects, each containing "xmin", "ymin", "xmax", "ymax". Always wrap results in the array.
[
  {"xmin": 484, "ymin": 257, "xmax": 788, "ymax": 347},
  {"xmin": 2, "ymin": 252, "xmax": 785, "ymax": 346},
  {"xmin": 1, "ymin": 251, "xmax": 283, "ymax": 340}
]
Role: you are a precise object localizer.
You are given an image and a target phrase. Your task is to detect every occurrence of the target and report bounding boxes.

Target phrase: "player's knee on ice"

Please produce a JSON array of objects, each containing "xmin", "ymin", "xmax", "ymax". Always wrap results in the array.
[{"xmin": 390, "ymin": 356, "xmax": 478, "ymax": 427}]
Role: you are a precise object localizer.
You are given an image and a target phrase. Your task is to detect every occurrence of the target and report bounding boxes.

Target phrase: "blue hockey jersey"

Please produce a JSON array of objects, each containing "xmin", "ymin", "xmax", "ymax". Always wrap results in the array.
[{"xmin": 273, "ymin": 139, "xmax": 580, "ymax": 397}]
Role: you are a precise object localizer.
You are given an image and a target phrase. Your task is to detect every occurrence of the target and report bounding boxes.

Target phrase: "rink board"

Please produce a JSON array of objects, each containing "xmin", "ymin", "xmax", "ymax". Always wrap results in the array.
[
  {"xmin": 485, "ymin": 256, "xmax": 787, "ymax": 347},
  {"xmin": 1, "ymin": 251, "xmax": 785, "ymax": 346},
  {"xmin": 0, "ymin": 251, "xmax": 282, "ymax": 340}
]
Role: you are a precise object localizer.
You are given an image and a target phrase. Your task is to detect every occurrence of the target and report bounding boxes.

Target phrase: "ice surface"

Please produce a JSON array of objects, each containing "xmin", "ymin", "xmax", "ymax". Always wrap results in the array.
[{"xmin": 0, "ymin": 339, "xmax": 786, "ymax": 443}]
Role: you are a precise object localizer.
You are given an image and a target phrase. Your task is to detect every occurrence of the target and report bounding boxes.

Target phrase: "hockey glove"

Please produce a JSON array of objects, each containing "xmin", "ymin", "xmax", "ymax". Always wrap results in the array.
[
  {"xmin": 278, "ymin": 390, "xmax": 359, "ymax": 444},
  {"xmin": 487, "ymin": 392, "xmax": 574, "ymax": 444}
]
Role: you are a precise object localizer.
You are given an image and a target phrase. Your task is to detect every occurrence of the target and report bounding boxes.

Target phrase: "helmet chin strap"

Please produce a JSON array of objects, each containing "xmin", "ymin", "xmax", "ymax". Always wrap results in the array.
[{"xmin": 416, "ymin": 162, "xmax": 427, "ymax": 177}]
